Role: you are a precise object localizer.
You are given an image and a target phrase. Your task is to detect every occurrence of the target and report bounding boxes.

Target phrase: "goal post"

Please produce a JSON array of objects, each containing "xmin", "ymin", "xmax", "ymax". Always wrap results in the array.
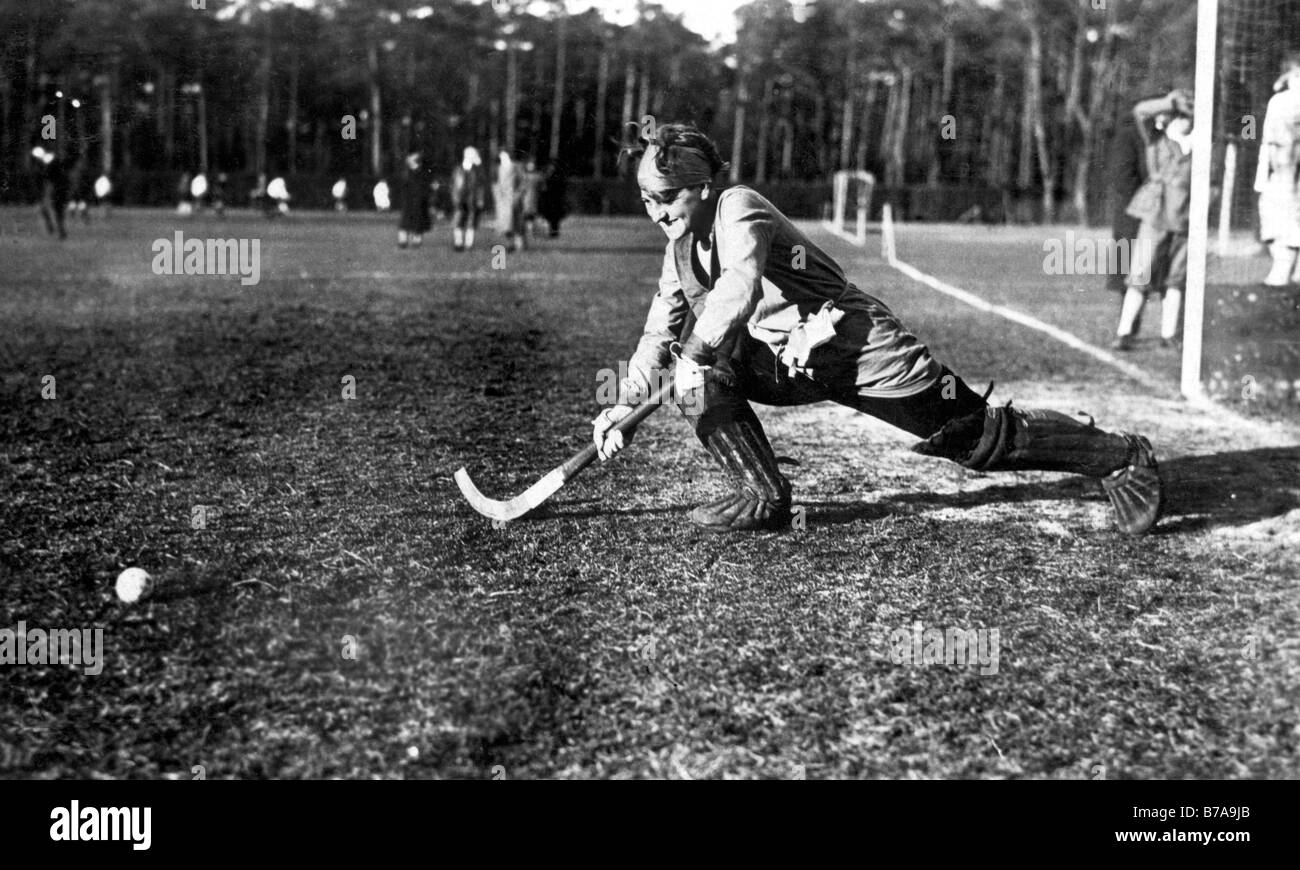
[{"xmin": 1183, "ymin": 0, "xmax": 1219, "ymax": 401}]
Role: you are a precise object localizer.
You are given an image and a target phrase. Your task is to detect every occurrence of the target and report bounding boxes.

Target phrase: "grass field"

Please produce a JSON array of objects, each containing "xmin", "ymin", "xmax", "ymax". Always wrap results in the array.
[{"xmin": 1, "ymin": 206, "xmax": 1297, "ymax": 779}]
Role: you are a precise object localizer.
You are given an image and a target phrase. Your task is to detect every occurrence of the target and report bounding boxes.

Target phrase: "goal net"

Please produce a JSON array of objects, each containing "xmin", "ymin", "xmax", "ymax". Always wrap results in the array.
[
  {"xmin": 1214, "ymin": 0, "xmax": 1300, "ymax": 258},
  {"xmin": 1190, "ymin": 0, "xmax": 1300, "ymax": 402},
  {"xmin": 828, "ymin": 170, "xmax": 877, "ymax": 245}
]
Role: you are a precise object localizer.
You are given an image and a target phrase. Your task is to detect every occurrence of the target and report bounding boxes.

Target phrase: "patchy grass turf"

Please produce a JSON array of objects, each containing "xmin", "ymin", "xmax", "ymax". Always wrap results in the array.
[{"xmin": 1, "ymin": 208, "xmax": 1297, "ymax": 779}]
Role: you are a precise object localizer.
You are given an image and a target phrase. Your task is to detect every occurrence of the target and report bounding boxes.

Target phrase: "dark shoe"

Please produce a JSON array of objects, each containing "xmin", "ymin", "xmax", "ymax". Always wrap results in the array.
[
  {"xmin": 1100, "ymin": 435, "xmax": 1162, "ymax": 535},
  {"xmin": 453, "ymin": 244, "xmax": 464, "ymax": 252},
  {"xmin": 1159, "ymin": 337, "xmax": 1180, "ymax": 349},
  {"xmin": 1111, "ymin": 334, "xmax": 1134, "ymax": 352},
  {"xmin": 690, "ymin": 415, "xmax": 793, "ymax": 532}
]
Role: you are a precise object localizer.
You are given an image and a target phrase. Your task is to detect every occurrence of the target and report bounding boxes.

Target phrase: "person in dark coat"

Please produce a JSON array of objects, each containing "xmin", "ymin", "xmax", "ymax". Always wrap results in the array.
[
  {"xmin": 538, "ymin": 159, "xmax": 569, "ymax": 238},
  {"xmin": 451, "ymin": 146, "xmax": 487, "ymax": 252},
  {"xmin": 1109, "ymin": 92, "xmax": 1173, "ymax": 324},
  {"xmin": 32, "ymin": 145, "xmax": 68, "ymax": 240},
  {"xmin": 1109, "ymin": 108, "xmax": 1149, "ymax": 293},
  {"xmin": 398, "ymin": 151, "xmax": 433, "ymax": 249}
]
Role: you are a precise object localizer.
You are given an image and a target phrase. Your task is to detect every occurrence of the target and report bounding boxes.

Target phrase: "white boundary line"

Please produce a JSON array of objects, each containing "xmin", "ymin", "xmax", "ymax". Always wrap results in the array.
[
  {"xmin": 888, "ymin": 258, "xmax": 1171, "ymax": 396},
  {"xmin": 822, "ymin": 218, "xmax": 1170, "ymax": 394},
  {"xmin": 816, "ymin": 219, "xmax": 1297, "ymax": 440}
]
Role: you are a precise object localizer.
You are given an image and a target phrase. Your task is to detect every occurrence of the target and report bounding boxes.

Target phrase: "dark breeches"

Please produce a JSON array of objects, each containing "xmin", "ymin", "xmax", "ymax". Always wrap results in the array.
[{"xmin": 678, "ymin": 334, "xmax": 987, "ymax": 444}]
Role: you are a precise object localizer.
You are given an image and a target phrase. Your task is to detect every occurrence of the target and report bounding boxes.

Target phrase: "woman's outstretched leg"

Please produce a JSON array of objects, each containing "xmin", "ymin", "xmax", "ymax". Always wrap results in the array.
[{"xmin": 911, "ymin": 401, "xmax": 1162, "ymax": 535}]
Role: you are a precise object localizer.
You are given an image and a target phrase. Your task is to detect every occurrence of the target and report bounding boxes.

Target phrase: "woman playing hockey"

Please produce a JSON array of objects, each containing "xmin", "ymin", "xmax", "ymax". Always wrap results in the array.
[{"xmin": 591, "ymin": 124, "xmax": 1163, "ymax": 535}]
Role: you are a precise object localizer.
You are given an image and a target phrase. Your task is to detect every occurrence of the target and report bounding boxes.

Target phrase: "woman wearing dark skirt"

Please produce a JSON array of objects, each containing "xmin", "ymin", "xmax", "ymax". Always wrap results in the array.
[
  {"xmin": 538, "ymin": 159, "xmax": 568, "ymax": 238},
  {"xmin": 398, "ymin": 151, "xmax": 433, "ymax": 249},
  {"xmin": 451, "ymin": 147, "xmax": 487, "ymax": 252}
]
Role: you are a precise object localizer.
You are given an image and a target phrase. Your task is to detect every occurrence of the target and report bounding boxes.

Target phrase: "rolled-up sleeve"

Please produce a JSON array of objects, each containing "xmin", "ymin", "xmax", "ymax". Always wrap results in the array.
[
  {"xmin": 627, "ymin": 245, "xmax": 689, "ymax": 389},
  {"xmin": 680, "ymin": 189, "xmax": 773, "ymax": 364}
]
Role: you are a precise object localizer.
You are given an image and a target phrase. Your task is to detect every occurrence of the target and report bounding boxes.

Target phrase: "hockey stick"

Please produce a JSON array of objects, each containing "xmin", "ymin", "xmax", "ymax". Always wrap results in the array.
[{"xmin": 454, "ymin": 379, "xmax": 677, "ymax": 522}]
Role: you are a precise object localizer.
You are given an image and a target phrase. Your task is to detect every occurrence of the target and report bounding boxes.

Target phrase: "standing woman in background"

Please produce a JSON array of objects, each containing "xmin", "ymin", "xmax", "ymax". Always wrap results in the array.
[
  {"xmin": 520, "ymin": 157, "xmax": 544, "ymax": 242},
  {"xmin": 538, "ymin": 159, "xmax": 569, "ymax": 238},
  {"xmin": 1112, "ymin": 89, "xmax": 1195, "ymax": 351},
  {"xmin": 397, "ymin": 150, "xmax": 433, "ymax": 249},
  {"xmin": 1256, "ymin": 51, "xmax": 1300, "ymax": 288},
  {"xmin": 493, "ymin": 150, "xmax": 526, "ymax": 251},
  {"xmin": 451, "ymin": 147, "xmax": 487, "ymax": 252},
  {"xmin": 31, "ymin": 145, "xmax": 69, "ymax": 240}
]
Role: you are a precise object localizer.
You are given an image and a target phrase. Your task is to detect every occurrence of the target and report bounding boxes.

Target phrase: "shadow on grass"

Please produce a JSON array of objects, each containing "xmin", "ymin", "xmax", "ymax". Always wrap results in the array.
[
  {"xmin": 1157, "ymin": 446, "xmax": 1300, "ymax": 533},
  {"xmin": 796, "ymin": 447, "xmax": 1300, "ymax": 534}
]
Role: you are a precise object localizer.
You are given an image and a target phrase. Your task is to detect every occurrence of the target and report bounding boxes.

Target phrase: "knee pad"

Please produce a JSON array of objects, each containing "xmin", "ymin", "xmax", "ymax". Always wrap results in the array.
[
  {"xmin": 677, "ymin": 364, "xmax": 751, "ymax": 443},
  {"xmin": 912, "ymin": 404, "xmax": 1015, "ymax": 470}
]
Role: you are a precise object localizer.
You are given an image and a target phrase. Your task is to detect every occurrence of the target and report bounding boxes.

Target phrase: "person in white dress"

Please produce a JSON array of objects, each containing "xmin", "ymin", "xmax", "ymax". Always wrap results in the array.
[{"xmin": 1256, "ymin": 51, "xmax": 1300, "ymax": 287}]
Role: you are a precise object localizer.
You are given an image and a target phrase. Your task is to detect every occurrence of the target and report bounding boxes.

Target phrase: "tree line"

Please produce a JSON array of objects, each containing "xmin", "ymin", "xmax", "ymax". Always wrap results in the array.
[{"xmin": 2, "ymin": 0, "xmax": 1292, "ymax": 222}]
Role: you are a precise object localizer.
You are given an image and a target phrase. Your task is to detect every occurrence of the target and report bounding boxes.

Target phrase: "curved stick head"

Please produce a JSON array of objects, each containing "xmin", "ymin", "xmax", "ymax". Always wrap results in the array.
[{"xmin": 454, "ymin": 466, "xmax": 565, "ymax": 522}]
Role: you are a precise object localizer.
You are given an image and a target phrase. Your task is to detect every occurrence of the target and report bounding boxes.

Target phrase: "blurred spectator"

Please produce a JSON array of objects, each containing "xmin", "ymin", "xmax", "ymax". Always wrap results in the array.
[
  {"xmin": 1257, "ymin": 50, "xmax": 1300, "ymax": 288},
  {"xmin": 520, "ymin": 156, "xmax": 543, "ymax": 241},
  {"xmin": 398, "ymin": 151, "xmax": 432, "ymax": 249},
  {"xmin": 94, "ymin": 173, "xmax": 112, "ymax": 216},
  {"xmin": 31, "ymin": 145, "xmax": 68, "ymax": 240},
  {"xmin": 1113, "ymin": 89, "xmax": 1195, "ymax": 351},
  {"xmin": 451, "ymin": 146, "xmax": 487, "ymax": 252},
  {"xmin": 211, "ymin": 172, "xmax": 227, "ymax": 217},
  {"xmin": 493, "ymin": 150, "xmax": 526, "ymax": 252},
  {"xmin": 190, "ymin": 172, "xmax": 209, "ymax": 213},
  {"xmin": 177, "ymin": 171, "xmax": 194, "ymax": 215},
  {"xmin": 430, "ymin": 179, "xmax": 447, "ymax": 221},
  {"xmin": 68, "ymin": 155, "xmax": 94, "ymax": 224},
  {"xmin": 538, "ymin": 159, "xmax": 569, "ymax": 238},
  {"xmin": 373, "ymin": 179, "xmax": 391, "ymax": 211},
  {"xmin": 267, "ymin": 176, "xmax": 290, "ymax": 216}
]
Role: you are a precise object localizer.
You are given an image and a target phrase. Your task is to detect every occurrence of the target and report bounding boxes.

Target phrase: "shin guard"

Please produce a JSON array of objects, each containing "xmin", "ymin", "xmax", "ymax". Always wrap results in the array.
[
  {"xmin": 914, "ymin": 404, "xmax": 1163, "ymax": 535},
  {"xmin": 679, "ymin": 370, "xmax": 792, "ymax": 532}
]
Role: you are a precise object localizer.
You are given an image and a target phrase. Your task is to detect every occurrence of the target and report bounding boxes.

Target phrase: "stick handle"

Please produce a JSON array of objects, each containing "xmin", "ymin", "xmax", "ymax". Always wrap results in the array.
[{"xmin": 558, "ymin": 379, "xmax": 678, "ymax": 481}]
